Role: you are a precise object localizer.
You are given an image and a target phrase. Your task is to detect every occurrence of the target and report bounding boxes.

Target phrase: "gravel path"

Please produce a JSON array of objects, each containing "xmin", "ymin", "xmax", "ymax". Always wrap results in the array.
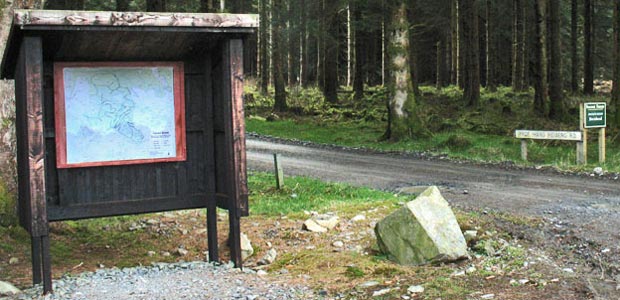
[{"xmin": 4, "ymin": 262, "xmax": 314, "ymax": 300}]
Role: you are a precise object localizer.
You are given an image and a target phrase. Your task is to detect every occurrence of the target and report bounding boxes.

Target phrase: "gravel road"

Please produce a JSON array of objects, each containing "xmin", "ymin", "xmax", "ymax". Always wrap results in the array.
[
  {"xmin": 4, "ymin": 262, "xmax": 313, "ymax": 300},
  {"xmin": 246, "ymin": 137, "xmax": 620, "ymax": 252}
]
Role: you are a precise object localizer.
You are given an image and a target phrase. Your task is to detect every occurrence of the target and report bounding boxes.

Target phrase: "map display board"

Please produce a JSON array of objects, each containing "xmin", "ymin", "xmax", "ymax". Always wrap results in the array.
[{"xmin": 54, "ymin": 62, "xmax": 186, "ymax": 168}]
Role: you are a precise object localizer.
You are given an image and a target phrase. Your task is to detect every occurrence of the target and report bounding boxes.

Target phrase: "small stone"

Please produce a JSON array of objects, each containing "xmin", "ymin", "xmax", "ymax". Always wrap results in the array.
[
  {"xmin": 176, "ymin": 248, "xmax": 189, "ymax": 256},
  {"xmin": 401, "ymin": 295, "xmax": 411, "ymax": 300},
  {"xmin": 0, "ymin": 281, "xmax": 21, "ymax": 295},
  {"xmin": 258, "ymin": 249, "xmax": 277, "ymax": 265},
  {"xmin": 146, "ymin": 219, "xmax": 158, "ymax": 225},
  {"xmin": 463, "ymin": 189, "xmax": 469, "ymax": 195},
  {"xmin": 562, "ymin": 268, "xmax": 574, "ymax": 273},
  {"xmin": 593, "ymin": 167, "xmax": 604, "ymax": 176},
  {"xmin": 372, "ymin": 288, "xmax": 393, "ymax": 297},
  {"xmin": 147, "ymin": 251, "xmax": 156, "ymax": 257},
  {"xmin": 303, "ymin": 219, "xmax": 327, "ymax": 233},
  {"xmin": 314, "ymin": 215, "xmax": 339, "ymax": 230},
  {"xmin": 359, "ymin": 281, "xmax": 380, "ymax": 288},
  {"xmin": 161, "ymin": 251, "xmax": 171, "ymax": 257},
  {"xmin": 463, "ymin": 230, "xmax": 478, "ymax": 243},
  {"xmin": 518, "ymin": 279, "xmax": 529, "ymax": 285},
  {"xmin": 465, "ymin": 266, "xmax": 476, "ymax": 274},
  {"xmin": 407, "ymin": 285, "xmax": 424, "ymax": 294},
  {"xmin": 241, "ymin": 233, "xmax": 254, "ymax": 260},
  {"xmin": 332, "ymin": 241, "xmax": 344, "ymax": 248},
  {"xmin": 351, "ymin": 214, "xmax": 366, "ymax": 222},
  {"xmin": 256, "ymin": 270, "xmax": 268, "ymax": 276},
  {"xmin": 451, "ymin": 270, "xmax": 466, "ymax": 277},
  {"xmin": 8, "ymin": 257, "xmax": 19, "ymax": 265},
  {"xmin": 481, "ymin": 294, "xmax": 495, "ymax": 299}
]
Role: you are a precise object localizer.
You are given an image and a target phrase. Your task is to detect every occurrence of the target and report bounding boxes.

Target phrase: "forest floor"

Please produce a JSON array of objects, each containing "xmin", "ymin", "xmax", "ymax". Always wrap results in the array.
[{"xmin": 0, "ymin": 173, "xmax": 606, "ymax": 299}]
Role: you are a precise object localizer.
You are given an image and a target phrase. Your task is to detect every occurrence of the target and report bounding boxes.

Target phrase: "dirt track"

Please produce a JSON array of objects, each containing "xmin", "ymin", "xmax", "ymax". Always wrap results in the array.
[{"xmin": 246, "ymin": 137, "xmax": 620, "ymax": 252}]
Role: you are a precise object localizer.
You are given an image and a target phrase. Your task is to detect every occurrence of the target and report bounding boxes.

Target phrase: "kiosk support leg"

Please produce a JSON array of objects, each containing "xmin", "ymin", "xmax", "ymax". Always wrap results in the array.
[
  {"xmin": 206, "ymin": 204, "xmax": 219, "ymax": 262},
  {"xmin": 228, "ymin": 213, "xmax": 242, "ymax": 268},
  {"xmin": 41, "ymin": 236, "xmax": 52, "ymax": 294},
  {"xmin": 31, "ymin": 237, "xmax": 42, "ymax": 285}
]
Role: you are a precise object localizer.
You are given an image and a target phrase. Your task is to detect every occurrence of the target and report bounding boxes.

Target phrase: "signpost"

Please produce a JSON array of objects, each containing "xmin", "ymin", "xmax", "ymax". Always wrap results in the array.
[
  {"xmin": 514, "ymin": 130, "xmax": 583, "ymax": 162},
  {"xmin": 580, "ymin": 103, "xmax": 607, "ymax": 164}
]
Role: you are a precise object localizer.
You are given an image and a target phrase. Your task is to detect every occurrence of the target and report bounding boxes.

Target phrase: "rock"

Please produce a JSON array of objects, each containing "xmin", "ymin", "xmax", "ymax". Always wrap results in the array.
[
  {"xmin": 0, "ymin": 281, "xmax": 21, "ymax": 295},
  {"xmin": 593, "ymin": 167, "xmax": 604, "ymax": 176},
  {"xmin": 303, "ymin": 219, "xmax": 327, "ymax": 233},
  {"xmin": 161, "ymin": 251, "xmax": 171, "ymax": 257},
  {"xmin": 375, "ymin": 186, "xmax": 468, "ymax": 265},
  {"xmin": 314, "ymin": 215, "xmax": 339, "ymax": 230},
  {"xmin": 351, "ymin": 214, "xmax": 366, "ymax": 222},
  {"xmin": 463, "ymin": 230, "xmax": 478, "ymax": 243},
  {"xmin": 8, "ymin": 257, "xmax": 19, "ymax": 265},
  {"xmin": 256, "ymin": 270, "xmax": 268, "ymax": 276},
  {"xmin": 258, "ymin": 249, "xmax": 277, "ymax": 265},
  {"xmin": 146, "ymin": 219, "xmax": 159, "ymax": 225},
  {"xmin": 358, "ymin": 281, "xmax": 380, "ymax": 288},
  {"xmin": 176, "ymin": 248, "xmax": 189, "ymax": 256},
  {"xmin": 481, "ymin": 294, "xmax": 495, "ymax": 299},
  {"xmin": 562, "ymin": 268, "xmax": 574, "ymax": 273},
  {"xmin": 372, "ymin": 288, "xmax": 394, "ymax": 297},
  {"xmin": 465, "ymin": 266, "xmax": 477, "ymax": 274},
  {"xmin": 147, "ymin": 251, "xmax": 156, "ymax": 257},
  {"xmin": 241, "ymin": 233, "xmax": 254, "ymax": 260},
  {"xmin": 407, "ymin": 285, "xmax": 424, "ymax": 294},
  {"xmin": 332, "ymin": 241, "xmax": 344, "ymax": 248}
]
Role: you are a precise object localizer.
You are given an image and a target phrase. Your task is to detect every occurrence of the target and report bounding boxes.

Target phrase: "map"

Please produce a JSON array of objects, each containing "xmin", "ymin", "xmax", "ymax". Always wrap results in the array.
[{"xmin": 61, "ymin": 66, "xmax": 179, "ymax": 166}]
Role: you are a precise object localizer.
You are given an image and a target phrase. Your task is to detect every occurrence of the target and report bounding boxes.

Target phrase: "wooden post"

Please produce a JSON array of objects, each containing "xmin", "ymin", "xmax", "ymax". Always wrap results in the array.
[
  {"xmin": 274, "ymin": 153, "xmax": 284, "ymax": 189},
  {"xmin": 599, "ymin": 128, "xmax": 606, "ymax": 163},
  {"xmin": 576, "ymin": 142, "xmax": 585, "ymax": 165},
  {"xmin": 579, "ymin": 104, "xmax": 588, "ymax": 165},
  {"xmin": 223, "ymin": 39, "xmax": 248, "ymax": 268},
  {"xmin": 520, "ymin": 140, "xmax": 528, "ymax": 161}
]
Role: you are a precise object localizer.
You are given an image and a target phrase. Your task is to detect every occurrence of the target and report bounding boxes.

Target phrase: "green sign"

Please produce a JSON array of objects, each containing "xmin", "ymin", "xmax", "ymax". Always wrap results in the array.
[{"xmin": 584, "ymin": 102, "xmax": 606, "ymax": 128}]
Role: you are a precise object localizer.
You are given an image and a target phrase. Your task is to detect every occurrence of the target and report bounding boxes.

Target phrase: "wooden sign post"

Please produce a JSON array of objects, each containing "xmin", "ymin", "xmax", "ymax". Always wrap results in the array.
[{"xmin": 582, "ymin": 102, "xmax": 607, "ymax": 164}]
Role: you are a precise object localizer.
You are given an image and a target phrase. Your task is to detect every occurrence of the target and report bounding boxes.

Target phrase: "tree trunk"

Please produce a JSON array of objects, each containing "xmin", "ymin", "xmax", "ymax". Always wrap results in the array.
[
  {"xmin": 300, "ymin": 0, "xmax": 309, "ymax": 87},
  {"xmin": 146, "ymin": 0, "xmax": 166, "ymax": 12},
  {"xmin": 323, "ymin": 0, "xmax": 339, "ymax": 103},
  {"xmin": 272, "ymin": 0, "xmax": 287, "ymax": 111},
  {"xmin": 461, "ymin": 0, "xmax": 480, "ymax": 107},
  {"xmin": 384, "ymin": 2, "xmax": 423, "ymax": 141},
  {"xmin": 479, "ymin": 1, "xmax": 487, "ymax": 88},
  {"xmin": 407, "ymin": 0, "xmax": 420, "ymax": 96},
  {"xmin": 436, "ymin": 39, "xmax": 446, "ymax": 89},
  {"xmin": 612, "ymin": 0, "xmax": 620, "ymax": 128},
  {"xmin": 570, "ymin": 0, "xmax": 578, "ymax": 92},
  {"xmin": 512, "ymin": 0, "xmax": 525, "ymax": 91},
  {"xmin": 288, "ymin": 0, "xmax": 299, "ymax": 86},
  {"xmin": 317, "ymin": 0, "xmax": 325, "ymax": 90},
  {"xmin": 533, "ymin": 0, "xmax": 547, "ymax": 115},
  {"xmin": 353, "ymin": 0, "xmax": 365, "ymax": 101},
  {"xmin": 451, "ymin": 0, "xmax": 459, "ymax": 85},
  {"xmin": 486, "ymin": 0, "xmax": 497, "ymax": 91},
  {"xmin": 548, "ymin": 0, "xmax": 565, "ymax": 120},
  {"xmin": 584, "ymin": 0, "xmax": 594, "ymax": 95},
  {"xmin": 259, "ymin": 0, "xmax": 269, "ymax": 93}
]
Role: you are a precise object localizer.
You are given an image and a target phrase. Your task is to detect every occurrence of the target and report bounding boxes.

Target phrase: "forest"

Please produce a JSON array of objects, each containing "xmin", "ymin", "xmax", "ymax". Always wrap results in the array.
[{"xmin": 4, "ymin": 0, "xmax": 620, "ymax": 147}]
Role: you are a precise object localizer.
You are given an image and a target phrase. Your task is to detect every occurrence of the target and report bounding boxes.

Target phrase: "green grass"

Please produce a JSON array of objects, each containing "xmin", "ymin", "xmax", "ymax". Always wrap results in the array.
[
  {"xmin": 246, "ymin": 83, "xmax": 620, "ymax": 172},
  {"xmin": 248, "ymin": 171, "xmax": 407, "ymax": 218},
  {"xmin": 247, "ymin": 117, "xmax": 620, "ymax": 172}
]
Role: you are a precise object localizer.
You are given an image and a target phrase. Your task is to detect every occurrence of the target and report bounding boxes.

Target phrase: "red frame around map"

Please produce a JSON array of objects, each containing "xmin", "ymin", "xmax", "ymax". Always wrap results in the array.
[{"xmin": 54, "ymin": 61, "xmax": 186, "ymax": 168}]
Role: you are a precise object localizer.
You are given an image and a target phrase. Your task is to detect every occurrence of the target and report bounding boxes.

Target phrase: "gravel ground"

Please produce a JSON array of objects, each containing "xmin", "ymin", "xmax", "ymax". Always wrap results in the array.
[{"xmin": 3, "ymin": 262, "xmax": 314, "ymax": 300}]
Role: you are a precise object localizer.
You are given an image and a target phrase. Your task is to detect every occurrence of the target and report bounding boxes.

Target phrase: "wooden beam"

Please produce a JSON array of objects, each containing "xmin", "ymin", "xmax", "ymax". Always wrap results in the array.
[
  {"xmin": 13, "ymin": 10, "xmax": 258, "ymax": 28},
  {"xmin": 21, "ymin": 36, "xmax": 48, "ymax": 238}
]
